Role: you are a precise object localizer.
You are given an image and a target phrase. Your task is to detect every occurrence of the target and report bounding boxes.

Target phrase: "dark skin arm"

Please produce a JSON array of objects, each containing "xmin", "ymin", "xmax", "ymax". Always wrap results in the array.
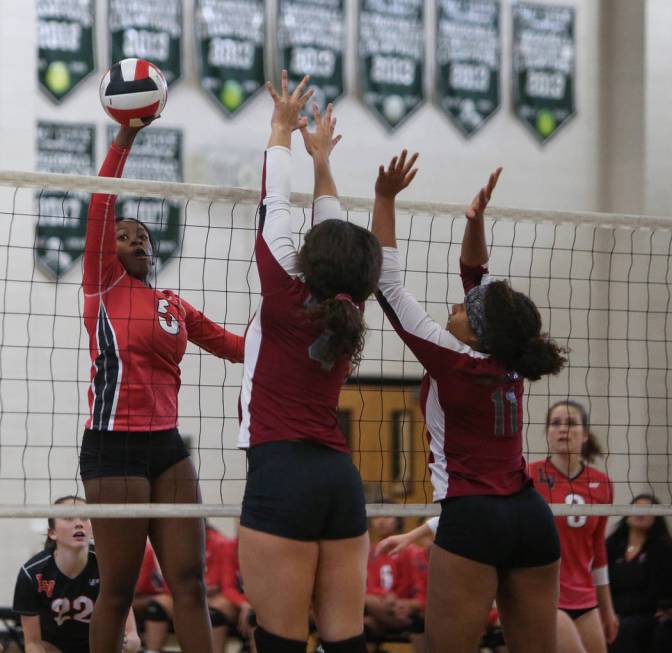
[{"xmin": 460, "ymin": 167, "xmax": 502, "ymax": 267}]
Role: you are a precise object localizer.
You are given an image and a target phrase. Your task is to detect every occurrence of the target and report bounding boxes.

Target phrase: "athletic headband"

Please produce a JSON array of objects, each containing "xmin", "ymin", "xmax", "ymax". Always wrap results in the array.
[{"xmin": 465, "ymin": 276, "xmax": 493, "ymax": 348}]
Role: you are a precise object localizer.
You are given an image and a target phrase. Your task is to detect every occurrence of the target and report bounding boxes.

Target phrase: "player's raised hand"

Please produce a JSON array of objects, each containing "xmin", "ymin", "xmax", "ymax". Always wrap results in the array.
[
  {"xmin": 466, "ymin": 167, "xmax": 502, "ymax": 221},
  {"xmin": 375, "ymin": 149, "xmax": 419, "ymax": 200},
  {"xmin": 266, "ymin": 70, "xmax": 314, "ymax": 132},
  {"xmin": 300, "ymin": 103, "xmax": 342, "ymax": 160}
]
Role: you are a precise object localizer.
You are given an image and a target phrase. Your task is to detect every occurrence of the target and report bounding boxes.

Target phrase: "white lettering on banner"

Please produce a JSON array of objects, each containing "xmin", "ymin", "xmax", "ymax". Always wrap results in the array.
[
  {"xmin": 371, "ymin": 55, "xmax": 415, "ymax": 86},
  {"xmin": 208, "ymin": 38, "xmax": 255, "ymax": 69},
  {"xmin": 123, "ymin": 29, "xmax": 170, "ymax": 61},
  {"xmin": 290, "ymin": 48, "xmax": 336, "ymax": 77},
  {"xmin": 39, "ymin": 20, "xmax": 82, "ymax": 51},
  {"xmin": 38, "ymin": 0, "xmax": 93, "ymax": 26}
]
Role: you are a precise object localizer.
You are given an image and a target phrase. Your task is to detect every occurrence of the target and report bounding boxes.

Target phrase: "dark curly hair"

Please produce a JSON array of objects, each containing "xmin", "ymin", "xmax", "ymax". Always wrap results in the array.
[
  {"xmin": 545, "ymin": 400, "xmax": 603, "ymax": 463},
  {"xmin": 609, "ymin": 494, "xmax": 671, "ymax": 548},
  {"xmin": 483, "ymin": 280, "xmax": 567, "ymax": 381},
  {"xmin": 298, "ymin": 219, "xmax": 382, "ymax": 369}
]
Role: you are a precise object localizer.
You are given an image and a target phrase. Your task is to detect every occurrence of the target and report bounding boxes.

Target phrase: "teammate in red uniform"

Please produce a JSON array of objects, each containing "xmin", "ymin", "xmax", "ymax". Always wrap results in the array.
[
  {"xmin": 529, "ymin": 400, "xmax": 619, "ymax": 653},
  {"xmin": 79, "ymin": 121, "xmax": 244, "ymax": 653},
  {"xmin": 365, "ymin": 516, "xmax": 420, "ymax": 637},
  {"xmin": 373, "ymin": 152, "xmax": 566, "ymax": 653},
  {"xmin": 238, "ymin": 71, "xmax": 382, "ymax": 653}
]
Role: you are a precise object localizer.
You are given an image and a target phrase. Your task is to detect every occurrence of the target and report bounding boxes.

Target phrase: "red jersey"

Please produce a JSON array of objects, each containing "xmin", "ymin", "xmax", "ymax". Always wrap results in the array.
[
  {"xmin": 204, "ymin": 528, "xmax": 229, "ymax": 594},
  {"xmin": 135, "ymin": 542, "xmax": 166, "ymax": 595},
  {"xmin": 219, "ymin": 538, "xmax": 247, "ymax": 608},
  {"xmin": 238, "ymin": 147, "xmax": 352, "ymax": 452},
  {"xmin": 366, "ymin": 548, "xmax": 416, "ymax": 599},
  {"xmin": 529, "ymin": 459, "xmax": 613, "ymax": 609},
  {"xmin": 408, "ymin": 545, "xmax": 429, "ymax": 609},
  {"xmin": 83, "ymin": 142, "xmax": 244, "ymax": 431},
  {"xmin": 377, "ymin": 249, "xmax": 528, "ymax": 499}
]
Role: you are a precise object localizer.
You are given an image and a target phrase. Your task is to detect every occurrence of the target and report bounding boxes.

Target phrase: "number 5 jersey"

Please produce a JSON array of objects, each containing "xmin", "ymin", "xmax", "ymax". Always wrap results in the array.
[{"xmin": 83, "ymin": 141, "xmax": 244, "ymax": 432}]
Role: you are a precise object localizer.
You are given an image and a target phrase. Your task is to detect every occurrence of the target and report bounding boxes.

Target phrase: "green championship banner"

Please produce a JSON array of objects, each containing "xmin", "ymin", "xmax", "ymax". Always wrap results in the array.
[
  {"xmin": 512, "ymin": 2, "xmax": 576, "ymax": 143},
  {"xmin": 109, "ymin": 0, "xmax": 183, "ymax": 86},
  {"xmin": 107, "ymin": 126, "xmax": 183, "ymax": 271},
  {"xmin": 436, "ymin": 0, "xmax": 500, "ymax": 137},
  {"xmin": 195, "ymin": 0, "xmax": 266, "ymax": 116},
  {"xmin": 37, "ymin": 0, "xmax": 95, "ymax": 103},
  {"xmin": 278, "ymin": 0, "xmax": 345, "ymax": 115},
  {"xmin": 358, "ymin": 0, "xmax": 425, "ymax": 131},
  {"xmin": 35, "ymin": 122, "xmax": 95, "ymax": 277}
]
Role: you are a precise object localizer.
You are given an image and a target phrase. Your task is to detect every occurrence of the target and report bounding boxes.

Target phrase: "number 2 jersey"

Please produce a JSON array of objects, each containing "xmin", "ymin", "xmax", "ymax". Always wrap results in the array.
[
  {"xmin": 529, "ymin": 459, "xmax": 613, "ymax": 609},
  {"xmin": 238, "ymin": 146, "xmax": 353, "ymax": 452},
  {"xmin": 83, "ymin": 141, "xmax": 244, "ymax": 431},
  {"xmin": 13, "ymin": 547, "xmax": 98, "ymax": 652},
  {"xmin": 376, "ymin": 248, "xmax": 529, "ymax": 499}
]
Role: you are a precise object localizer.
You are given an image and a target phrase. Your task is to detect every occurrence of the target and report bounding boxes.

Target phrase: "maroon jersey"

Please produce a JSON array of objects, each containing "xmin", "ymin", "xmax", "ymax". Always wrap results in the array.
[
  {"xmin": 377, "ymin": 249, "xmax": 529, "ymax": 499},
  {"xmin": 238, "ymin": 146, "xmax": 351, "ymax": 452},
  {"xmin": 83, "ymin": 141, "xmax": 244, "ymax": 431},
  {"xmin": 529, "ymin": 459, "xmax": 613, "ymax": 609}
]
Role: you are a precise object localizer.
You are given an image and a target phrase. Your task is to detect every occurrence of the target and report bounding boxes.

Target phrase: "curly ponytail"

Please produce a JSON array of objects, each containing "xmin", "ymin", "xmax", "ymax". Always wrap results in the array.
[
  {"xmin": 299, "ymin": 219, "xmax": 382, "ymax": 368},
  {"xmin": 484, "ymin": 281, "xmax": 567, "ymax": 381},
  {"xmin": 304, "ymin": 298, "xmax": 366, "ymax": 369}
]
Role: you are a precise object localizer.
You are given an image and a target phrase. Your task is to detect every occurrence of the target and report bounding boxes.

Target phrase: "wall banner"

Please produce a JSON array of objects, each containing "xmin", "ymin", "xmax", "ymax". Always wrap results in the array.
[
  {"xmin": 35, "ymin": 122, "xmax": 95, "ymax": 277},
  {"xmin": 436, "ymin": 0, "xmax": 501, "ymax": 137},
  {"xmin": 106, "ymin": 126, "xmax": 183, "ymax": 271},
  {"xmin": 358, "ymin": 0, "xmax": 425, "ymax": 131},
  {"xmin": 108, "ymin": 0, "xmax": 183, "ymax": 86},
  {"xmin": 278, "ymin": 0, "xmax": 345, "ymax": 116},
  {"xmin": 195, "ymin": 0, "xmax": 266, "ymax": 116},
  {"xmin": 512, "ymin": 1, "xmax": 576, "ymax": 143},
  {"xmin": 37, "ymin": 0, "xmax": 96, "ymax": 103}
]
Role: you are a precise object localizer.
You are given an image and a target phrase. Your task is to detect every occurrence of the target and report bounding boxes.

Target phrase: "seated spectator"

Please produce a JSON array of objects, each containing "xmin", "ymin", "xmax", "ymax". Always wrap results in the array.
[
  {"xmin": 607, "ymin": 494, "xmax": 672, "ymax": 653},
  {"xmin": 219, "ymin": 530, "xmax": 255, "ymax": 647},
  {"xmin": 142, "ymin": 522, "xmax": 232, "ymax": 653},
  {"xmin": 365, "ymin": 515, "xmax": 422, "ymax": 640},
  {"xmin": 133, "ymin": 540, "xmax": 166, "ymax": 627},
  {"xmin": 13, "ymin": 496, "xmax": 140, "ymax": 653}
]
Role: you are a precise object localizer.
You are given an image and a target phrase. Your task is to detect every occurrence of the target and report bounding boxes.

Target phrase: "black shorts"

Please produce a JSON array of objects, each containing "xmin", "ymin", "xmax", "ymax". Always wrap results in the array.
[
  {"xmin": 561, "ymin": 606, "xmax": 598, "ymax": 621},
  {"xmin": 435, "ymin": 483, "xmax": 560, "ymax": 569},
  {"xmin": 241, "ymin": 440, "xmax": 367, "ymax": 541},
  {"xmin": 79, "ymin": 428, "xmax": 190, "ymax": 482}
]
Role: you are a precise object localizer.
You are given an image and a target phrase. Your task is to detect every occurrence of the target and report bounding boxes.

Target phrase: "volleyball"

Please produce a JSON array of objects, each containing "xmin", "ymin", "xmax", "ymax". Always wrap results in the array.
[{"xmin": 99, "ymin": 58, "xmax": 167, "ymax": 127}]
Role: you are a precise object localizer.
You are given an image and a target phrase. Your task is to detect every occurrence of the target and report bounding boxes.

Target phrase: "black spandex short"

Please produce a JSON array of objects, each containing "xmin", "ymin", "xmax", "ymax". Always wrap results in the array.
[
  {"xmin": 241, "ymin": 440, "xmax": 367, "ymax": 541},
  {"xmin": 435, "ymin": 483, "xmax": 560, "ymax": 568},
  {"xmin": 560, "ymin": 606, "xmax": 598, "ymax": 621},
  {"xmin": 79, "ymin": 428, "xmax": 190, "ymax": 481}
]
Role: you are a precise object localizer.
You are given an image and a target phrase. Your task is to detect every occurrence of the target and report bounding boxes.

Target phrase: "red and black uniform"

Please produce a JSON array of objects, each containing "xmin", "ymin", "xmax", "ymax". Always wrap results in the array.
[
  {"xmin": 377, "ymin": 249, "xmax": 559, "ymax": 567},
  {"xmin": 530, "ymin": 459, "xmax": 613, "ymax": 615},
  {"xmin": 13, "ymin": 547, "xmax": 99, "ymax": 653},
  {"xmin": 366, "ymin": 549, "xmax": 415, "ymax": 599},
  {"xmin": 239, "ymin": 146, "xmax": 366, "ymax": 541},
  {"xmin": 79, "ymin": 141, "xmax": 243, "ymax": 480}
]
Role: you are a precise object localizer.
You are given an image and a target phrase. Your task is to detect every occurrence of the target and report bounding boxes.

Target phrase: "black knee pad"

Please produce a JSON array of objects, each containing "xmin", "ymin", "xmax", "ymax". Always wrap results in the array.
[
  {"xmin": 254, "ymin": 625, "xmax": 307, "ymax": 653},
  {"xmin": 144, "ymin": 599, "xmax": 170, "ymax": 622},
  {"xmin": 209, "ymin": 607, "xmax": 229, "ymax": 628},
  {"xmin": 321, "ymin": 632, "xmax": 367, "ymax": 653}
]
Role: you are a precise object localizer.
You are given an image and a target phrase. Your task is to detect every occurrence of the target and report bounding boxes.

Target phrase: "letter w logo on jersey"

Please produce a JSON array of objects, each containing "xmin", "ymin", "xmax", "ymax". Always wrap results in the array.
[{"xmin": 36, "ymin": 574, "xmax": 55, "ymax": 597}]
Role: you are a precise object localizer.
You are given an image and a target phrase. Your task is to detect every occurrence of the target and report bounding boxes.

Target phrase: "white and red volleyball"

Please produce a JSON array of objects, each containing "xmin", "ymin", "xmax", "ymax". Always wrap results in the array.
[{"xmin": 99, "ymin": 58, "xmax": 167, "ymax": 127}]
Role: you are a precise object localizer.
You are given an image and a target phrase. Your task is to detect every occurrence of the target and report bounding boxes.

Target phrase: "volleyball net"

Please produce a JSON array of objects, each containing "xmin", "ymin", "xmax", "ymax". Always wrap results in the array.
[{"xmin": 0, "ymin": 170, "xmax": 671, "ymax": 518}]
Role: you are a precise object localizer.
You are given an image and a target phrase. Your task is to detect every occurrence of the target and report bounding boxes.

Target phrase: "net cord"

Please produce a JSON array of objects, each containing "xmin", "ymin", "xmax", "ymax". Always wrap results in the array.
[
  {"xmin": 0, "ymin": 503, "xmax": 670, "ymax": 519},
  {"xmin": 1, "ymin": 170, "xmax": 671, "ymax": 230}
]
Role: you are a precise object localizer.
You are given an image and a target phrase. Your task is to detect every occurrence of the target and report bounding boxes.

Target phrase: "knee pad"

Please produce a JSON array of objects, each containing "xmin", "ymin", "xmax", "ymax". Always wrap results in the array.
[
  {"xmin": 145, "ymin": 599, "xmax": 170, "ymax": 622},
  {"xmin": 254, "ymin": 625, "xmax": 307, "ymax": 653},
  {"xmin": 321, "ymin": 632, "xmax": 367, "ymax": 653},
  {"xmin": 209, "ymin": 606, "xmax": 229, "ymax": 628}
]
